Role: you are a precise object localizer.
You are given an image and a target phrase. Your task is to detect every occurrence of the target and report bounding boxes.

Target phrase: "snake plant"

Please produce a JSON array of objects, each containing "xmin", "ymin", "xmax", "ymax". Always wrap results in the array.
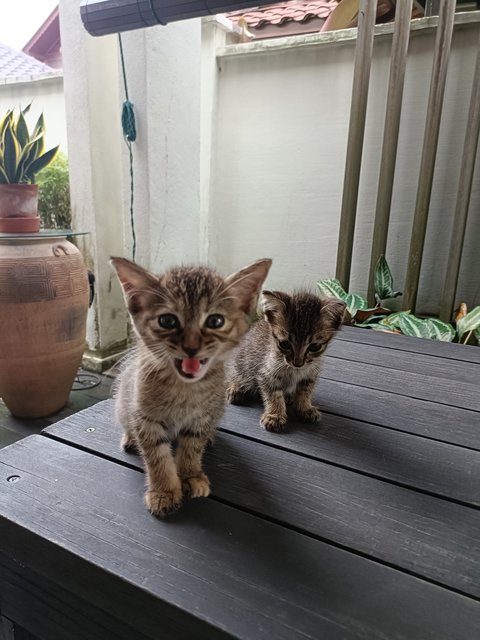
[{"xmin": 0, "ymin": 105, "xmax": 59, "ymax": 184}]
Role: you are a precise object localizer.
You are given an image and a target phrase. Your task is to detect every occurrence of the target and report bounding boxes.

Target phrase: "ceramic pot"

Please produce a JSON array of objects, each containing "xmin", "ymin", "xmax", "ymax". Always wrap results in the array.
[
  {"xmin": 0, "ymin": 184, "xmax": 40, "ymax": 233},
  {"xmin": 0, "ymin": 235, "xmax": 89, "ymax": 417}
]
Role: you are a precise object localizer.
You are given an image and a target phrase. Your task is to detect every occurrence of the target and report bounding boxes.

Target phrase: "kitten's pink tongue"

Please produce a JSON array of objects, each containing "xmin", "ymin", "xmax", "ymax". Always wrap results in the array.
[{"xmin": 181, "ymin": 358, "xmax": 201, "ymax": 375}]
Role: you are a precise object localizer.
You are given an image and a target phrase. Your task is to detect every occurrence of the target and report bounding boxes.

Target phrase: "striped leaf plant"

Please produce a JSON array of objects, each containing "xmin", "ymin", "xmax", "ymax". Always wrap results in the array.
[
  {"xmin": 316, "ymin": 256, "xmax": 477, "ymax": 344},
  {"xmin": 0, "ymin": 106, "xmax": 59, "ymax": 184}
]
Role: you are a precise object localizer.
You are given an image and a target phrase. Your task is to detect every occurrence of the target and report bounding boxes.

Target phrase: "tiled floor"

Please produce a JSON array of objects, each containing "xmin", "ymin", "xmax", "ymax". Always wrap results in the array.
[{"xmin": 0, "ymin": 370, "xmax": 113, "ymax": 449}]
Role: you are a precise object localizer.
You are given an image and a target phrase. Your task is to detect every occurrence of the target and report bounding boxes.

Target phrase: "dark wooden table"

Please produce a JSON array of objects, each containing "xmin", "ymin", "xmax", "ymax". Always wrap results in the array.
[{"xmin": 1, "ymin": 327, "xmax": 480, "ymax": 639}]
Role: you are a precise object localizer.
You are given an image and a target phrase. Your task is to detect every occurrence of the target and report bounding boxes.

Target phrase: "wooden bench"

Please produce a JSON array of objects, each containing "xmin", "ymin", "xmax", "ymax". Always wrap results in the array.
[{"xmin": 1, "ymin": 327, "xmax": 480, "ymax": 639}]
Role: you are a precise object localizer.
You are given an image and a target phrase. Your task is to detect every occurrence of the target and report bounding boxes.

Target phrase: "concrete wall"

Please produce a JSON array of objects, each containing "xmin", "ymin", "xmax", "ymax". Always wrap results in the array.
[
  {"xmin": 59, "ymin": 9, "xmax": 480, "ymax": 361},
  {"xmin": 209, "ymin": 16, "xmax": 480, "ymax": 314},
  {"xmin": 0, "ymin": 72, "xmax": 67, "ymax": 151}
]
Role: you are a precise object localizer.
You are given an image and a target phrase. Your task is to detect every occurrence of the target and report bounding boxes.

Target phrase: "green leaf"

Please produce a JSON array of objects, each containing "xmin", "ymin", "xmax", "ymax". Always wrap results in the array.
[
  {"xmin": 316, "ymin": 278, "xmax": 348, "ymax": 301},
  {"xmin": 397, "ymin": 315, "xmax": 431, "ymax": 339},
  {"xmin": 380, "ymin": 310, "xmax": 411, "ymax": 329},
  {"xmin": 22, "ymin": 103, "xmax": 32, "ymax": 115},
  {"xmin": 0, "ymin": 110, "xmax": 13, "ymax": 139},
  {"xmin": 33, "ymin": 112, "xmax": 45, "ymax": 137},
  {"xmin": 456, "ymin": 306, "xmax": 480, "ymax": 339},
  {"xmin": 0, "ymin": 165, "xmax": 9, "ymax": 184},
  {"xmin": 2, "ymin": 121, "xmax": 20, "ymax": 182},
  {"xmin": 14, "ymin": 134, "xmax": 43, "ymax": 182},
  {"xmin": 424, "ymin": 318, "xmax": 456, "ymax": 342},
  {"xmin": 344, "ymin": 292, "xmax": 368, "ymax": 317},
  {"xmin": 24, "ymin": 145, "xmax": 59, "ymax": 180},
  {"xmin": 374, "ymin": 255, "xmax": 394, "ymax": 299},
  {"xmin": 15, "ymin": 112, "xmax": 30, "ymax": 149},
  {"xmin": 475, "ymin": 327, "xmax": 480, "ymax": 345},
  {"xmin": 374, "ymin": 255, "xmax": 402, "ymax": 300}
]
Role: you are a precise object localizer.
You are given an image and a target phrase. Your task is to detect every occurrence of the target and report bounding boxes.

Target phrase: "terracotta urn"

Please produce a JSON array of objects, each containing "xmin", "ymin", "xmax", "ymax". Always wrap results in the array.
[
  {"xmin": 0, "ymin": 184, "xmax": 40, "ymax": 233},
  {"xmin": 0, "ymin": 234, "xmax": 89, "ymax": 417}
]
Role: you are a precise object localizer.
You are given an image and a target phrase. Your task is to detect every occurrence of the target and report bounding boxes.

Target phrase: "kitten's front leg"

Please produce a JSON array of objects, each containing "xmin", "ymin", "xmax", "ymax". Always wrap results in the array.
[
  {"xmin": 135, "ymin": 416, "xmax": 182, "ymax": 516},
  {"xmin": 175, "ymin": 428, "xmax": 211, "ymax": 499},
  {"xmin": 259, "ymin": 384, "xmax": 287, "ymax": 432},
  {"xmin": 294, "ymin": 378, "xmax": 321, "ymax": 423}
]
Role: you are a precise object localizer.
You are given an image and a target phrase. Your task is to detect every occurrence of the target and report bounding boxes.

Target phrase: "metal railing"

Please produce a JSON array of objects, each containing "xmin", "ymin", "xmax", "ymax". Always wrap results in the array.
[{"xmin": 335, "ymin": 1, "xmax": 480, "ymax": 321}]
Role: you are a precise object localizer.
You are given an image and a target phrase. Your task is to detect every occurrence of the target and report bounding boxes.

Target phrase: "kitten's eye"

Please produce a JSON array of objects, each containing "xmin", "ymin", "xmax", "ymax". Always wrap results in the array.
[
  {"xmin": 278, "ymin": 340, "xmax": 291, "ymax": 351},
  {"xmin": 308, "ymin": 343, "xmax": 322, "ymax": 353},
  {"xmin": 205, "ymin": 314, "xmax": 225, "ymax": 329},
  {"xmin": 158, "ymin": 314, "xmax": 179, "ymax": 330}
]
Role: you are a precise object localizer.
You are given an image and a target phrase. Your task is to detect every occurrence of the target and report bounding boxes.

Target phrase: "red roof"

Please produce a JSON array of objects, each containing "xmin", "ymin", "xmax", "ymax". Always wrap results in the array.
[{"xmin": 227, "ymin": 1, "xmax": 339, "ymax": 28}]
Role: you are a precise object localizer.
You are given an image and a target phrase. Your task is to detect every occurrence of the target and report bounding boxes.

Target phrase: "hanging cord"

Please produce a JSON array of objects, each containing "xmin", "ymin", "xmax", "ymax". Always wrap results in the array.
[{"xmin": 118, "ymin": 33, "xmax": 137, "ymax": 262}]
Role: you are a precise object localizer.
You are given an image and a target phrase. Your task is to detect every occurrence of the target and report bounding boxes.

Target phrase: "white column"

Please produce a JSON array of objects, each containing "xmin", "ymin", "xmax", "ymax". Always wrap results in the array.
[{"xmin": 59, "ymin": 0, "xmax": 128, "ymax": 370}]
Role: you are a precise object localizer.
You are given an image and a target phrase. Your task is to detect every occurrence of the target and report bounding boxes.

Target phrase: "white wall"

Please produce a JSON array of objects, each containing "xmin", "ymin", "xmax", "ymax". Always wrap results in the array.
[
  {"xmin": 59, "ymin": 10, "xmax": 480, "ymax": 361},
  {"xmin": 209, "ymin": 17, "xmax": 480, "ymax": 314},
  {"xmin": 0, "ymin": 73, "xmax": 67, "ymax": 151}
]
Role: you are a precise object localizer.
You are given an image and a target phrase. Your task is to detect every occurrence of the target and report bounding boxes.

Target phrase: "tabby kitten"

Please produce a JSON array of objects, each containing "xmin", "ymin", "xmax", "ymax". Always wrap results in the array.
[
  {"xmin": 227, "ymin": 291, "xmax": 345, "ymax": 432},
  {"xmin": 111, "ymin": 257, "xmax": 272, "ymax": 516}
]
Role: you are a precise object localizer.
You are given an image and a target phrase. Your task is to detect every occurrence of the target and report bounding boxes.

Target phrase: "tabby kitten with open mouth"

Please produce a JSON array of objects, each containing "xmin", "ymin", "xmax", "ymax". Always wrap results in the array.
[{"xmin": 111, "ymin": 257, "xmax": 271, "ymax": 516}]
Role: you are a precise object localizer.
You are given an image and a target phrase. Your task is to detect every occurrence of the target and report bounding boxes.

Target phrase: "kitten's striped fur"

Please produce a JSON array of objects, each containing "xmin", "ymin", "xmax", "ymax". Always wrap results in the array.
[
  {"xmin": 111, "ymin": 257, "xmax": 271, "ymax": 516},
  {"xmin": 227, "ymin": 291, "xmax": 345, "ymax": 432}
]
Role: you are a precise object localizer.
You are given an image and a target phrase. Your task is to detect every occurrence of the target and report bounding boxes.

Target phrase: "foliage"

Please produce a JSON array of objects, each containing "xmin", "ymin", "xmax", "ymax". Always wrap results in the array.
[
  {"xmin": 37, "ymin": 152, "xmax": 72, "ymax": 230},
  {"xmin": 0, "ymin": 105, "xmax": 59, "ymax": 184},
  {"xmin": 317, "ymin": 256, "xmax": 480, "ymax": 345}
]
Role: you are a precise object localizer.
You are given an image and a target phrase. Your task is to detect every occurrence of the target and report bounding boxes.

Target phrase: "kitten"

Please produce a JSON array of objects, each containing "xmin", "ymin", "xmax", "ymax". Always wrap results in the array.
[
  {"xmin": 111, "ymin": 257, "xmax": 272, "ymax": 516},
  {"xmin": 227, "ymin": 291, "xmax": 345, "ymax": 432}
]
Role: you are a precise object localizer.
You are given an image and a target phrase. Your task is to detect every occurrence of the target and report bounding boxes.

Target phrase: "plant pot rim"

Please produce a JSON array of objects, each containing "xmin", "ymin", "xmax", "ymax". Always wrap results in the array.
[{"xmin": 0, "ymin": 216, "xmax": 40, "ymax": 233}]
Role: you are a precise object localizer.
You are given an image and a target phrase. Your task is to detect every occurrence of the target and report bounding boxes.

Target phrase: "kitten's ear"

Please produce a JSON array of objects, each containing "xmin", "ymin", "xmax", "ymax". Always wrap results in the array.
[
  {"xmin": 321, "ymin": 297, "xmax": 347, "ymax": 330},
  {"xmin": 110, "ymin": 257, "xmax": 159, "ymax": 314},
  {"xmin": 224, "ymin": 258, "xmax": 272, "ymax": 314},
  {"xmin": 261, "ymin": 290, "xmax": 289, "ymax": 324}
]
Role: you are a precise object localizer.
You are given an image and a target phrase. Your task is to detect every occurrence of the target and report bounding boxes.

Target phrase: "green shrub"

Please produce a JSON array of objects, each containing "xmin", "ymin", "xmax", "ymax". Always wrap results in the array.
[{"xmin": 37, "ymin": 151, "xmax": 72, "ymax": 229}]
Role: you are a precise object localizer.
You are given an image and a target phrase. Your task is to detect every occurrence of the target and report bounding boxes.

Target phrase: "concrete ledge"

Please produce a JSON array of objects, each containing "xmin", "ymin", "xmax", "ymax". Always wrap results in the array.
[
  {"xmin": 217, "ymin": 11, "xmax": 480, "ymax": 58},
  {"xmin": 82, "ymin": 345, "xmax": 127, "ymax": 374}
]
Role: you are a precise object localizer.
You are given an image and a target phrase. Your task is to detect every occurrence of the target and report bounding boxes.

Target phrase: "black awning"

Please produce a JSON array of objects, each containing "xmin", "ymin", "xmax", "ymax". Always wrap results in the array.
[{"xmin": 81, "ymin": 0, "xmax": 277, "ymax": 36}]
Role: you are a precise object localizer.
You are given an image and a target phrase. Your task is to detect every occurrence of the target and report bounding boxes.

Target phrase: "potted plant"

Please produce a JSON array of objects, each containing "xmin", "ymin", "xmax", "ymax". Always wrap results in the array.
[{"xmin": 0, "ymin": 106, "xmax": 59, "ymax": 233}]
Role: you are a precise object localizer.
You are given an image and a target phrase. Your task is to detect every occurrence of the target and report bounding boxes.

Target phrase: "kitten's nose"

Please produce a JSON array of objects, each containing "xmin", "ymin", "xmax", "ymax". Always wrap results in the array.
[
  {"xmin": 293, "ymin": 358, "xmax": 303, "ymax": 368},
  {"xmin": 183, "ymin": 346, "xmax": 199, "ymax": 358}
]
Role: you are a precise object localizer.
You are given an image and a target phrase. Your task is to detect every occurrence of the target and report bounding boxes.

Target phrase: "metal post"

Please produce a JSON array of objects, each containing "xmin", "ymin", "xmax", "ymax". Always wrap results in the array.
[
  {"xmin": 367, "ymin": 0, "xmax": 413, "ymax": 305},
  {"xmin": 439, "ymin": 33, "xmax": 480, "ymax": 322},
  {"xmin": 335, "ymin": 0, "xmax": 377, "ymax": 290},
  {"xmin": 403, "ymin": 0, "xmax": 456, "ymax": 312}
]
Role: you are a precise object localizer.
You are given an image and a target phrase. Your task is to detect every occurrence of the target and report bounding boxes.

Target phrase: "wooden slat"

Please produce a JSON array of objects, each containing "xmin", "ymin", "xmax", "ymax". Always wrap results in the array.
[
  {"xmin": 403, "ymin": 0, "xmax": 456, "ymax": 311},
  {"xmin": 336, "ymin": 326, "xmax": 480, "ymax": 364},
  {"xmin": 0, "ymin": 562, "xmax": 146, "ymax": 640},
  {"xmin": 43, "ymin": 406, "xmax": 480, "ymax": 597},
  {"xmin": 316, "ymin": 378, "xmax": 480, "ymax": 450},
  {"xmin": 367, "ymin": 0, "xmax": 413, "ymax": 305},
  {"xmin": 3, "ymin": 438, "xmax": 480, "ymax": 639},
  {"xmin": 327, "ymin": 339, "xmax": 480, "ymax": 385},
  {"xmin": 335, "ymin": 0, "xmax": 377, "ymax": 289},
  {"xmin": 45, "ymin": 399, "xmax": 480, "ymax": 505},
  {"xmin": 319, "ymin": 357, "xmax": 480, "ymax": 411},
  {"xmin": 440, "ymin": 31, "xmax": 480, "ymax": 322}
]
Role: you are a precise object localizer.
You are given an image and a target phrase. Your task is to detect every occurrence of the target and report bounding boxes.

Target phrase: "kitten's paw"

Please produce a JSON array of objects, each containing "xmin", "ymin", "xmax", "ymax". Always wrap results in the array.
[
  {"xmin": 227, "ymin": 383, "xmax": 245, "ymax": 405},
  {"xmin": 298, "ymin": 406, "xmax": 322, "ymax": 423},
  {"xmin": 261, "ymin": 413, "xmax": 287, "ymax": 433},
  {"xmin": 182, "ymin": 473, "xmax": 211, "ymax": 498},
  {"xmin": 121, "ymin": 433, "xmax": 138, "ymax": 453},
  {"xmin": 145, "ymin": 487, "xmax": 183, "ymax": 516}
]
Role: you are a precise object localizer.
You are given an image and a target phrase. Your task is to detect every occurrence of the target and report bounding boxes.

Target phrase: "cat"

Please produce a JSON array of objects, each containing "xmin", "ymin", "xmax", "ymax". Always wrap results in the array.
[
  {"xmin": 110, "ymin": 257, "xmax": 271, "ymax": 516},
  {"xmin": 227, "ymin": 291, "xmax": 345, "ymax": 432}
]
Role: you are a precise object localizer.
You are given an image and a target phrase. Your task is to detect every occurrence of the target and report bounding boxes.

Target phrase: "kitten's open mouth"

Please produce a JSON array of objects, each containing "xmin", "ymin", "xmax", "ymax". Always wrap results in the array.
[{"xmin": 174, "ymin": 357, "xmax": 209, "ymax": 381}]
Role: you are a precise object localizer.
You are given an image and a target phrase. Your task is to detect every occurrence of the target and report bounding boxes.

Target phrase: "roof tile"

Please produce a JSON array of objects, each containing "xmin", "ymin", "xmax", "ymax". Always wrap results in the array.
[
  {"xmin": 0, "ymin": 42, "xmax": 53, "ymax": 79},
  {"xmin": 228, "ymin": 1, "xmax": 339, "ymax": 28}
]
